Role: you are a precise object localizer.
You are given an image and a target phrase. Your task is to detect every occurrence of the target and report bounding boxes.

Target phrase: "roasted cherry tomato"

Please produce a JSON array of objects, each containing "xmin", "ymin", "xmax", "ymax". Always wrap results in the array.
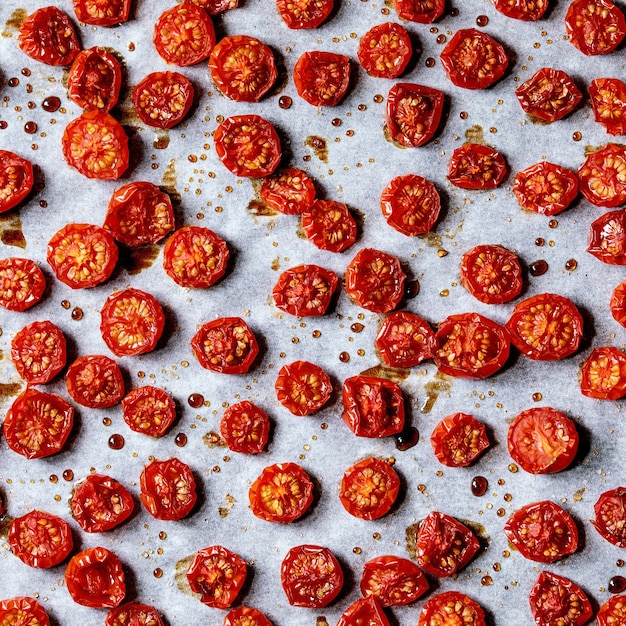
[
  {"xmin": 0, "ymin": 258, "xmax": 46, "ymax": 311},
  {"xmin": 529, "ymin": 571, "xmax": 592, "ymax": 626},
  {"xmin": 358, "ymin": 22, "xmax": 412, "ymax": 79},
  {"xmin": 385, "ymin": 83, "xmax": 444, "ymax": 148},
  {"xmin": 380, "ymin": 174, "xmax": 441, "ymax": 235},
  {"xmin": 275, "ymin": 360, "xmax": 332, "ymax": 416},
  {"xmin": 105, "ymin": 603, "xmax": 164, "ymax": 626},
  {"xmin": 460, "ymin": 244, "xmax": 522, "ymax": 304},
  {"xmin": 430, "ymin": 412, "xmax": 490, "ymax": 468},
  {"xmin": 65, "ymin": 547, "xmax": 126, "ymax": 608},
  {"xmin": 375, "ymin": 311, "xmax": 436, "ymax": 368},
  {"xmin": 153, "ymin": 3, "xmax": 215, "ymax": 66},
  {"xmin": 187, "ymin": 545, "xmax": 247, "ymax": 609},
  {"xmin": 515, "ymin": 68, "xmax": 582, "ymax": 122},
  {"xmin": 589, "ymin": 78, "xmax": 626, "ymax": 135},
  {"xmin": 209, "ymin": 35, "xmax": 277, "ymax": 102},
  {"xmin": 4, "ymin": 388, "xmax": 74, "ymax": 459},
  {"xmin": 67, "ymin": 47, "xmax": 122, "ymax": 112},
  {"xmin": 273, "ymin": 265, "xmax": 338, "ymax": 317},
  {"xmin": 0, "ymin": 150, "xmax": 34, "ymax": 214},
  {"xmin": 360, "ymin": 555, "xmax": 428, "ymax": 606},
  {"xmin": 339, "ymin": 457, "xmax": 400, "ymax": 520},
  {"xmin": 132, "ymin": 72, "xmax": 194, "ymax": 129},
  {"xmin": 508, "ymin": 407, "xmax": 579, "ymax": 474},
  {"xmin": 191, "ymin": 317, "xmax": 258, "ymax": 374},
  {"xmin": 504, "ymin": 500, "xmax": 578, "ymax": 563},
  {"xmin": 11, "ymin": 320, "xmax": 66, "ymax": 385},
  {"xmin": 214, "ymin": 115, "xmax": 282, "ymax": 178},
  {"xmin": 581, "ymin": 346, "xmax": 626, "ymax": 400},
  {"xmin": 62, "ymin": 111, "xmax": 129, "ymax": 180},
  {"xmin": 71, "ymin": 474, "xmax": 134, "ymax": 533},
  {"xmin": 220, "ymin": 401, "xmax": 270, "ymax": 454},
  {"xmin": 224, "ymin": 607, "xmax": 273, "ymax": 626},
  {"xmin": 418, "ymin": 591, "xmax": 486, "ymax": 626},
  {"xmin": 122, "ymin": 386, "xmax": 176, "ymax": 437},
  {"xmin": 392, "ymin": 0, "xmax": 444, "ymax": 23},
  {"xmin": 9, "ymin": 510, "xmax": 73, "ymax": 569},
  {"xmin": 104, "ymin": 182, "xmax": 175, "ymax": 247},
  {"xmin": 163, "ymin": 226, "xmax": 229, "ymax": 288},
  {"xmin": 579, "ymin": 144, "xmax": 626, "ymax": 207},
  {"xmin": 293, "ymin": 51, "xmax": 351, "ymax": 106},
  {"xmin": 588, "ymin": 209, "xmax": 626, "ymax": 264},
  {"xmin": 434, "ymin": 312, "xmax": 510, "ymax": 379},
  {"xmin": 140, "ymin": 458, "xmax": 197, "ymax": 521},
  {"xmin": 337, "ymin": 597, "xmax": 390, "ymax": 626},
  {"xmin": 597, "ymin": 595, "xmax": 626, "ymax": 626},
  {"xmin": 281, "ymin": 545, "xmax": 343, "ymax": 608},
  {"xmin": 342, "ymin": 375, "xmax": 405, "ymax": 438},
  {"xmin": 513, "ymin": 161, "xmax": 579, "ymax": 216},
  {"xmin": 191, "ymin": 0, "xmax": 239, "ymax": 14},
  {"xmin": 448, "ymin": 143, "xmax": 508, "ymax": 190},
  {"xmin": 0, "ymin": 596, "xmax": 50, "ymax": 625},
  {"xmin": 440, "ymin": 28, "xmax": 508, "ymax": 90},
  {"xmin": 66, "ymin": 354, "xmax": 124, "ymax": 409},
  {"xmin": 592, "ymin": 487, "xmax": 626, "ymax": 547},
  {"xmin": 249, "ymin": 462, "xmax": 314, "ymax": 523},
  {"xmin": 565, "ymin": 0, "xmax": 626, "ymax": 56},
  {"xmin": 494, "ymin": 0, "xmax": 548, "ymax": 20},
  {"xmin": 611, "ymin": 280, "xmax": 626, "ymax": 328},
  {"xmin": 416, "ymin": 511, "xmax": 480, "ymax": 577},
  {"xmin": 18, "ymin": 7, "xmax": 79, "ymax": 67},
  {"xmin": 506, "ymin": 293, "xmax": 583, "ymax": 360},
  {"xmin": 276, "ymin": 0, "xmax": 333, "ymax": 28},
  {"xmin": 260, "ymin": 168, "xmax": 316, "ymax": 215},
  {"xmin": 72, "ymin": 0, "xmax": 132, "ymax": 26},
  {"xmin": 100, "ymin": 288, "xmax": 165, "ymax": 357},
  {"xmin": 301, "ymin": 199, "xmax": 357, "ymax": 253}
]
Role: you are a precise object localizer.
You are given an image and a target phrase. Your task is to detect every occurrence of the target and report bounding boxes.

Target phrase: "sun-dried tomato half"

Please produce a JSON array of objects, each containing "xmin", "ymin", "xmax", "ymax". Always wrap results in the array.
[
  {"xmin": 375, "ymin": 311, "xmax": 436, "ymax": 368},
  {"xmin": 589, "ymin": 78, "xmax": 626, "ymax": 135},
  {"xmin": 224, "ymin": 607, "xmax": 272, "ymax": 626},
  {"xmin": 293, "ymin": 51, "xmax": 351, "ymax": 106},
  {"xmin": 72, "ymin": 0, "xmax": 132, "ymax": 26},
  {"xmin": 578, "ymin": 144, "xmax": 626, "ymax": 207},
  {"xmin": 430, "ymin": 412, "xmax": 490, "ymax": 467},
  {"xmin": 358, "ymin": 22, "xmax": 412, "ymax": 79},
  {"xmin": 272, "ymin": 265, "xmax": 338, "ymax": 317},
  {"xmin": 448, "ymin": 143, "xmax": 508, "ymax": 190},
  {"xmin": 418, "ymin": 591, "xmax": 486, "ymax": 626},
  {"xmin": 260, "ymin": 168, "xmax": 316, "ymax": 215},
  {"xmin": 0, "ymin": 258, "xmax": 45, "ymax": 312},
  {"xmin": 220, "ymin": 401, "xmax": 270, "ymax": 454},
  {"xmin": 592, "ymin": 487, "xmax": 626, "ymax": 547},
  {"xmin": 140, "ymin": 458, "xmax": 197, "ymax": 521},
  {"xmin": 122, "ymin": 386, "xmax": 177, "ymax": 437},
  {"xmin": 105, "ymin": 603, "xmax": 164, "ymax": 626},
  {"xmin": 360, "ymin": 555, "xmax": 428, "ymax": 607},
  {"xmin": 301, "ymin": 200, "xmax": 358, "ymax": 253},
  {"xmin": 597, "ymin": 595, "xmax": 626, "ymax": 626},
  {"xmin": 588, "ymin": 209, "xmax": 626, "ymax": 264},
  {"xmin": 392, "ymin": 0, "xmax": 444, "ymax": 23},
  {"xmin": 66, "ymin": 354, "xmax": 125, "ymax": 409},
  {"xmin": 565, "ymin": 0, "xmax": 626, "ymax": 56},
  {"xmin": 611, "ymin": 280, "xmax": 626, "ymax": 328},
  {"xmin": 529, "ymin": 571, "xmax": 592, "ymax": 626},
  {"xmin": 513, "ymin": 162, "xmax": 579, "ymax": 216},
  {"xmin": 0, "ymin": 150, "xmax": 34, "ymax": 214},
  {"xmin": 132, "ymin": 71, "xmax": 194, "ymax": 129},
  {"xmin": 276, "ymin": 0, "xmax": 333, "ymax": 28},
  {"xmin": 494, "ymin": 0, "xmax": 548, "ymax": 20},
  {"xmin": 191, "ymin": 0, "xmax": 239, "ymax": 13},
  {"xmin": 580, "ymin": 346, "xmax": 626, "ymax": 400},
  {"xmin": 275, "ymin": 360, "xmax": 332, "ymax": 416},
  {"xmin": 337, "ymin": 597, "xmax": 390, "ymax": 626},
  {"xmin": 0, "ymin": 597, "xmax": 51, "ymax": 626}
]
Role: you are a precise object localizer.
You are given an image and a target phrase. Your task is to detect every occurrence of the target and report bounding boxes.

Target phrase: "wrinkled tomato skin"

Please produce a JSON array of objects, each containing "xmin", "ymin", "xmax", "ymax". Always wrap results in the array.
[
  {"xmin": 580, "ymin": 346, "xmax": 626, "ymax": 400},
  {"xmin": 375, "ymin": 311, "xmax": 436, "ymax": 368},
  {"xmin": 260, "ymin": 168, "xmax": 316, "ymax": 215},
  {"xmin": 418, "ymin": 591, "xmax": 486, "ymax": 626},
  {"xmin": 192, "ymin": 0, "xmax": 239, "ymax": 14},
  {"xmin": 140, "ymin": 458, "xmax": 197, "ymax": 521},
  {"xmin": 592, "ymin": 487, "xmax": 626, "ymax": 547},
  {"xmin": 0, "ymin": 258, "xmax": 46, "ymax": 312},
  {"xmin": 529, "ymin": 571, "xmax": 593, "ymax": 626},
  {"xmin": 0, "ymin": 597, "xmax": 50, "ymax": 626},
  {"xmin": 448, "ymin": 143, "xmax": 508, "ymax": 190},
  {"xmin": 589, "ymin": 78, "xmax": 626, "ymax": 135},
  {"xmin": 598, "ymin": 595, "xmax": 626, "ymax": 626},
  {"xmin": 132, "ymin": 72, "xmax": 195, "ymax": 129},
  {"xmin": 220, "ymin": 400, "xmax": 270, "ymax": 454},
  {"xmin": 0, "ymin": 151, "xmax": 34, "ymax": 214},
  {"xmin": 579, "ymin": 144, "xmax": 626, "ymax": 207},
  {"xmin": 122, "ymin": 386, "xmax": 177, "ymax": 437},
  {"xmin": 72, "ymin": 0, "xmax": 132, "ymax": 26},
  {"xmin": 358, "ymin": 22, "xmax": 412, "ymax": 79},
  {"xmin": 611, "ymin": 280, "xmax": 626, "ymax": 328},
  {"xmin": 224, "ymin": 607, "xmax": 273, "ymax": 626},
  {"xmin": 276, "ymin": 0, "xmax": 333, "ymax": 28},
  {"xmin": 588, "ymin": 209, "xmax": 626, "ymax": 265},
  {"xmin": 392, "ymin": 0, "xmax": 444, "ymax": 23},
  {"xmin": 494, "ymin": 0, "xmax": 548, "ymax": 20},
  {"xmin": 513, "ymin": 162, "xmax": 579, "ymax": 216},
  {"xmin": 430, "ymin": 412, "xmax": 490, "ymax": 468},
  {"xmin": 565, "ymin": 0, "xmax": 626, "ymax": 56},
  {"xmin": 272, "ymin": 265, "xmax": 338, "ymax": 317},
  {"xmin": 66, "ymin": 354, "xmax": 125, "ymax": 409},
  {"xmin": 301, "ymin": 200, "xmax": 358, "ymax": 253},
  {"xmin": 360, "ymin": 555, "xmax": 428, "ymax": 607},
  {"xmin": 105, "ymin": 603, "xmax": 165, "ymax": 626},
  {"xmin": 274, "ymin": 360, "xmax": 332, "ymax": 416},
  {"xmin": 293, "ymin": 51, "xmax": 351, "ymax": 106},
  {"xmin": 337, "ymin": 596, "xmax": 390, "ymax": 626}
]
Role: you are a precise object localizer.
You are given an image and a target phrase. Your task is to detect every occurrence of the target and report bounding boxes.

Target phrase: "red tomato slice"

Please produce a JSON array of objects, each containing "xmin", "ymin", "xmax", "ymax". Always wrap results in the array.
[
  {"xmin": 104, "ymin": 182, "xmax": 175, "ymax": 247},
  {"xmin": 71, "ymin": 474, "xmax": 134, "ymax": 533},
  {"xmin": 434, "ymin": 312, "xmax": 510, "ymax": 379},
  {"xmin": 588, "ymin": 209, "xmax": 626, "ymax": 264},
  {"xmin": 132, "ymin": 72, "xmax": 194, "ymax": 129},
  {"xmin": 380, "ymin": 173, "xmax": 441, "ymax": 235},
  {"xmin": 122, "ymin": 386, "xmax": 176, "ymax": 437},
  {"xmin": 529, "ymin": 571, "xmax": 592, "ymax": 626},
  {"xmin": 0, "ymin": 258, "xmax": 46, "ymax": 311},
  {"xmin": 62, "ymin": 111, "xmax": 129, "ymax": 180},
  {"xmin": 140, "ymin": 458, "xmax": 197, "ymax": 521},
  {"xmin": 214, "ymin": 115, "xmax": 282, "ymax": 178},
  {"xmin": 337, "ymin": 597, "xmax": 390, "ymax": 626},
  {"xmin": 358, "ymin": 22, "xmax": 412, "ymax": 79},
  {"xmin": 360, "ymin": 555, "xmax": 428, "ymax": 607},
  {"xmin": 66, "ymin": 355, "xmax": 124, "ymax": 409},
  {"xmin": 589, "ymin": 78, "xmax": 626, "ymax": 135},
  {"xmin": 431, "ymin": 412, "xmax": 490, "ymax": 467},
  {"xmin": 0, "ymin": 597, "xmax": 50, "ymax": 626},
  {"xmin": 191, "ymin": 317, "xmax": 258, "ymax": 374},
  {"xmin": 506, "ymin": 293, "xmax": 583, "ymax": 360},
  {"xmin": 190, "ymin": 0, "xmax": 239, "ymax": 15},
  {"xmin": 4, "ymin": 388, "xmax": 74, "ymax": 459},
  {"xmin": 186, "ymin": 545, "xmax": 247, "ymax": 609},
  {"xmin": 105, "ymin": 603, "xmax": 164, "ymax": 626},
  {"xmin": 162, "ymin": 226, "xmax": 229, "ymax": 288},
  {"xmin": 578, "ymin": 144, "xmax": 626, "ymax": 207},
  {"xmin": 494, "ymin": 0, "xmax": 548, "ymax": 20},
  {"xmin": 597, "ymin": 595, "xmax": 626, "ymax": 626},
  {"xmin": 611, "ymin": 280, "xmax": 626, "ymax": 327},
  {"xmin": 65, "ymin": 547, "xmax": 126, "ymax": 608},
  {"xmin": 100, "ymin": 288, "xmax": 165, "ymax": 357},
  {"xmin": 220, "ymin": 401, "xmax": 270, "ymax": 454},
  {"xmin": 440, "ymin": 28, "xmax": 508, "ymax": 90},
  {"xmin": 248, "ymin": 462, "xmax": 314, "ymax": 523},
  {"xmin": 418, "ymin": 591, "xmax": 486, "ymax": 626},
  {"xmin": 339, "ymin": 457, "xmax": 400, "ymax": 520},
  {"xmin": 385, "ymin": 83, "xmax": 444, "ymax": 148},
  {"xmin": 18, "ymin": 7, "xmax": 79, "ymax": 67},
  {"xmin": 281, "ymin": 545, "xmax": 343, "ymax": 608},
  {"xmin": 0, "ymin": 150, "xmax": 34, "ymax": 214},
  {"xmin": 11, "ymin": 320, "xmax": 66, "ymax": 385},
  {"xmin": 504, "ymin": 500, "xmax": 578, "ymax": 563},
  {"xmin": 342, "ymin": 375, "xmax": 405, "ymax": 438},
  {"xmin": 293, "ymin": 51, "xmax": 351, "ymax": 106},
  {"xmin": 515, "ymin": 68, "xmax": 583, "ymax": 122},
  {"xmin": 448, "ymin": 143, "xmax": 508, "ymax": 190},
  {"xmin": 67, "ymin": 47, "xmax": 122, "ymax": 113},
  {"xmin": 392, "ymin": 0, "xmax": 444, "ymax": 23},
  {"xmin": 580, "ymin": 346, "xmax": 626, "ymax": 400},
  {"xmin": 416, "ymin": 511, "xmax": 480, "ymax": 577},
  {"xmin": 9, "ymin": 510, "xmax": 73, "ymax": 569},
  {"xmin": 375, "ymin": 311, "xmax": 436, "ymax": 368},
  {"xmin": 565, "ymin": 0, "xmax": 626, "ymax": 56},
  {"xmin": 209, "ymin": 35, "xmax": 277, "ymax": 102},
  {"xmin": 260, "ymin": 168, "xmax": 316, "ymax": 215},
  {"xmin": 153, "ymin": 3, "xmax": 215, "ymax": 66},
  {"xmin": 301, "ymin": 199, "xmax": 357, "ymax": 253},
  {"xmin": 276, "ymin": 0, "xmax": 334, "ymax": 29},
  {"xmin": 513, "ymin": 162, "xmax": 579, "ymax": 216},
  {"xmin": 508, "ymin": 407, "xmax": 579, "ymax": 474},
  {"xmin": 224, "ymin": 607, "xmax": 272, "ymax": 626},
  {"xmin": 592, "ymin": 487, "xmax": 626, "ymax": 547},
  {"xmin": 72, "ymin": 0, "xmax": 132, "ymax": 26},
  {"xmin": 272, "ymin": 265, "xmax": 338, "ymax": 317},
  {"xmin": 275, "ymin": 360, "xmax": 332, "ymax": 416}
]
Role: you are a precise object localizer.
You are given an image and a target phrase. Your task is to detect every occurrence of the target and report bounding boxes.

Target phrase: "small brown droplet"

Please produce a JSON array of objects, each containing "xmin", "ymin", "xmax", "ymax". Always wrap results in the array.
[
  {"xmin": 417, "ymin": 484, "xmax": 427, "ymax": 492},
  {"xmin": 572, "ymin": 131, "xmax": 582, "ymax": 142},
  {"xmin": 321, "ymin": 422, "xmax": 328, "ymax": 430},
  {"xmin": 0, "ymin": 121, "xmax": 7, "ymax": 130},
  {"xmin": 460, "ymin": 111, "xmax": 468, "ymax": 119},
  {"xmin": 27, "ymin": 101, "xmax": 35, "ymax": 110},
  {"xmin": 61, "ymin": 300, "xmax": 70, "ymax": 309},
  {"xmin": 497, "ymin": 508, "xmax": 506, "ymax": 517},
  {"xmin": 339, "ymin": 351, "xmax": 350, "ymax": 362},
  {"xmin": 609, "ymin": 576, "xmax": 626, "ymax": 594},
  {"xmin": 430, "ymin": 26, "xmax": 438, "ymax": 33},
  {"xmin": 508, "ymin": 463, "xmax": 518, "ymax": 473},
  {"xmin": 373, "ymin": 94, "xmax": 384, "ymax": 103},
  {"xmin": 565, "ymin": 259, "xmax": 577, "ymax": 271},
  {"xmin": 24, "ymin": 121, "xmax": 37, "ymax": 134},
  {"xmin": 331, "ymin": 118, "xmax": 342, "ymax": 127},
  {"xmin": 71, "ymin": 307, "xmax": 83, "ymax": 320},
  {"xmin": 108, "ymin": 434, "xmax": 125, "ymax": 450},
  {"xmin": 535, "ymin": 237, "xmax": 545, "ymax": 246},
  {"xmin": 493, "ymin": 562, "xmax": 501, "ymax": 572},
  {"xmin": 358, "ymin": 104, "xmax": 366, "ymax": 111},
  {"xmin": 502, "ymin": 550, "xmax": 510, "ymax": 558},
  {"xmin": 498, "ymin": 478, "xmax": 505, "ymax": 486},
  {"xmin": 617, "ymin": 559, "xmax": 625, "ymax": 568},
  {"xmin": 159, "ymin": 531, "xmax": 167, "ymax": 540},
  {"xmin": 471, "ymin": 476, "xmax": 488, "ymax": 497},
  {"xmin": 279, "ymin": 96, "xmax": 292, "ymax": 109},
  {"xmin": 213, "ymin": 465, "xmax": 220, "ymax": 473},
  {"xmin": 39, "ymin": 200, "xmax": 47, "ymax": 208},
  {"xmin": 373, "ymin": 532, "xmax": 381, "ymax": 540},
  {"xmin": 489, "ymin": 127, "xmax": 497, "ymax": 134},
  {"xmin": 42, "ymin": 96, "xmax": 61, "ymax": 112},
  {"xmin": 102, "ymin": 417, "xmax": 111, "ymax": 426},
  {"xmin": 503, "ymin": 493, "xmax": 512, "ymax": 502},
  {"xmin": 8, "ymin": 78, "xmax": 19, "ymax": 87},
  {"xmin": 548, "ymin": 219, "xmax": 558, "ymax": 229},
  {"xmin": 175, "ymin": 433, "xmax": 188, "ymax": 447},
  {"xmin": 353, "ymin": 547, "xmax": 362, "ymax": 554},
  {"xmin": 21, "ymin": 68, "xmax": 31, "ymax": 77},
  {"xmin": 312, "ymin": 330, "xmax": 321, "ymax": 338},
  {"xmin": 532, "ymin": 392, "xmax": 542, "ymax": 402},
  {"xmin": 62, "ymin": 469, "xmax": 74, "ymax": 481},
  {"xmin": 529, "ymin": 260, "xmax": 548, "ymax": 276},
  {"xmin": 49, "ymin": 474, "xmax": 58, "ymax": 483},
  {"xmin": 425, "ymin": 57, "xmax": 435, "ymax": 67},
  {"xmin": 476, "ymin": 14, "xmax": 489, "ymax": 26},
  {"xmin": 395, "ymin": 427, "xmax": 419, "ymax": 451},
  {"xmin": 481, "ymin": 575, "xmax": 493, "ymax": 586},
  {"xmin": 188, "ymin": 393, "xmax": 204, "ymax": 408},
  {"xmin": 450, "ymin": 7, "xmax": 459, "ymax": 15},
  {"xmin": 436, "ymin": 34, "xmax": 446, "ymax": 44},
  {"xmin": 405, "ymin": 280, "xmax": 419, "ymax": 299},
  {"xmin": 153, "ymin": 568, "xmax": 163, "ymax": 578},
  {"xmin": 350, "ymin": 323, "xmax": 364, "ymax": 333},
  {"xmin": 188, "ymin": 154, "xmax": 197, "ymax": 163},
  {"xmin": 345, "ymin": 129, "xmax": 354, "ymax": 137}
]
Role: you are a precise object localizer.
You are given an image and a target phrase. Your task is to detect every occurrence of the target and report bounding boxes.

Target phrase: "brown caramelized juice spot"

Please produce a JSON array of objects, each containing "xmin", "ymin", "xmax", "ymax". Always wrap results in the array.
[
  {"xmin": 7, "ymin": 78, "xmax": 19, "ymax": 87},
  {"xmin": 175, "ymin": 555, "xmax": 196, "ymax": 595},
  {"xmin": 42, "ymin": 96, "xmax": 61, "ymax": 112},
  {"xmin": 108, "ymin": 434, "xmax": 125, "ymax": 450},
  {"xmin": 395, "ymin": 426, "xmax": 419, "ymax": 451},
  {"xmin": 405, "ymin": 521, "xmax": 420, "ymax": 561},
  {"xmin": 360, "ymin": 364, "xmax": 410, "ymax": 382},
  {"xmin": 306, "ymin": 135, "xmax": 328, "ymax": 162},
  {"xmin": 153, "ymin": 133, "xmax": 170, "ymax": 150},
  {"xmin": 465, "ymin": 124, "xmax": 485, "ymax": 144},
  {"xmin": 160, "ymin": 159, "xmax": 181, "ymax": 204},
  {"xmin": 471, "ymin": 476, "xmax": 488, "ymax": 496},
  {"xmin": 247, "ymin": 199, "xmax": 276, "ymax": 217},
  {"xmin": 120, "ymin": 244, "xmax": 161, "ymax": 276},
  {"xmin": 422, "ymin": 373, "xmax": 452, "ymax": 413},
  {"xmin": 0, "ymin": 215, "xmax": 26, "ymax": 249},
  {"xmin": 2, "ymin": 9, "xmax": 27, "ymax": 37},
  {"xmin": 529, "ymin": 259, "xmax": 548, "ymax": 276},
  {"xmin": 203, "ymin": 431, "xmax": 227, "ymax": 448},
  {"xmin": 0, "ymin": 382, "xmax": 22, "ymax": 398}
]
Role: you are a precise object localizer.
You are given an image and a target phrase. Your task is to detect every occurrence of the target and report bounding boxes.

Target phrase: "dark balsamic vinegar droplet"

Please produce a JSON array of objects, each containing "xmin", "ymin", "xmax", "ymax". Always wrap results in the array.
[{"xmin": 471, "ymin": 476, "xmax": 488, "ymax": 496}]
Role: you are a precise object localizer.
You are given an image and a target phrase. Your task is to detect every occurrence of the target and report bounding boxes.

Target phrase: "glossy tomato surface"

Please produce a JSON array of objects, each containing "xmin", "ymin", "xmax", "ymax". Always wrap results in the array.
[
  {"xmin": 72, "ymin": 0, "xmax": 131, "ymax": 26},
  {"xmin": 224, "ymin": 607, "xmax": 273, "ymax": 626},
  {"xmin": 581, "ymin": 346, "xmax": 626, "ymax": 400},
  {"xmin": 293, "ymin": 51, "xmax": 351, "ymax": 106},
  {"xmin": 220, "ymin": 400, "xmax": 270, "ymax": 454},
  {"xmin": 18, "ymin": 7, "xmax": 79, "ymax": 66},
  {"xmin": 122, "ymin": 386, "xmax": 176, "ymax": 437},
  {"xmin": 276, "ymin": 0, "xmax": 333, "ymax": 28},
  {"xmin": 448, "ymin": 143, "xmax": 508, "ymax": 189},
  {"xmin": 11, "ymin": 320, "xmax": 66, "ymax": 385},
  {"xmin": 529, "ymin": 571, "xmax": 592, "ymax": 626},
  {"xmin": 592, "ymin": 487, "xmax": 626, "ymax": 547},
  {"xmin": 337, "ymin": 597, "xmax": 390, "ymax": 626},
  {"xmin": 105, "ymin": 603, "xmax": 164, "ymax": 626},
  {"xmin": 67, "ymin": 47, "xmax": 122, "ymax": 112},
  {"xmin": 358, "ymin": 22, "xmax": 412, "ymax": 79},
  {"xmin": 430, "ymin": 412, "xmax": 490, "ymax": 467},
  {"xmin": 0, "ymin": 258, "xmax": 45, "ymax": 311},
  {"xmin": 274, "ymin": 360, "xmax": 332, "ymax": 415},
  {"xmin": 301, "ymin": 199, "xmax": 357, "ymax": 253},
  {"xmin": 0, "ymin": 597, "xmax": 50, "ymax": 626},
  {"xmin": 272, "ymin": 265, "xmax": 338, "ymax": 317},
  {"xmin": 375, "ymin": 311, "xmax": 436, "ymax": 368},
  {"xmin": 578, "ymin": 144, "xmax": 626, "ymax": 207},
  {"xmin": 132, "ymin": 71, "xmax": 194, "ymax": 129},
  {"xmin": 418, "ymin": 591, "xmax": 486, "ymax": 626},
  {"xmin": 0, "ymin": 150, "xmax": 34, "ymax": 213},
  {"xmin": 611, "ymin": 280, "xmax": 626, "ymax": 328},
  {"xmin": 494, "ymin": 0, "xmax": 548, "ymax": 20},
  {"xmin": 589, "ymin": 78, "xmax": 626, "ymax": 135},
  {"xmin": 588, "ymin": 209, "xmax": 626, "ymax": 264},
  {"xmin": 392, "ymin": 0, "xmax": 444, "ymax": 23},
  {"xmin": 66, "ymin": 354, "xmax": 124, "ymax": 409},
  {"xmin": 597, "ymin": 595, "xmax": 626, "ymax": 626},
  {"xmin": 360, "ymin": 555, "xmax": 428, "ymax": 606},
  {"xmin": 259, "ymin": 168, "xmax": 316, "ymax": 215},
  {"xmin": 140, "ymin": 458, "xmax": 197, "ymax": 520},
  {"xmin": 565, "ymin": 0, "xmax": 626, "ymax": 56},
  {"xmin": 191, "ymin": 0, "xmax": 238, "ymax": 15}
]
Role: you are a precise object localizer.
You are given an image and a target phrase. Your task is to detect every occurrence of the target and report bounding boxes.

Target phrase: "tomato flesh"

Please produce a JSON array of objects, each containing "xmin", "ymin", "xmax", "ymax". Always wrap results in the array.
[
  {"xmin": 224, "ymin": 607, "xmax": 272, "ymax": 626},
  {"xmin": 337, "ymin": 597, "xmax": 390, "ymax": 626},
  {"xmin": 375, "ymin": 311, "xmax": 436, "ymax": 368},
  {"xmin": 529, "ymin": 571, "xmax": 592, "ymax": 626},
  {"xmin": 260, "ymin": 168, "xmax": 316, "ymax": 215},
  {"xmin": 0, "ymin": 596, "xmax": 51, "ymax": 625},
  {"xmin": 67, "ymin": 47, "xmax": 122, "ymax": 112},
  {"xmin": 358, "ymin": 22, "xmax": 412, "ymax": 79},
  {"xmin": 140, "ymin": 458, "xmax": 197, "ymax": 521},
  {"xmin": 11, "ymin": 320, "xmax": 66, "ymax": 385},
  {"xmin": 431, "ymin": 412, "xmax": 490, "ymax": 467},
  {"xmin": 105, "ymin": 603, "xmax": 164, "ymax": 626},
  {"xmin": 72, "ymin": 0, "xmax": 131, "ymax": 26},
  {"xmin": 513, "ymin": 162, "xmax": 579, "ymax": 216},
  {"xmin": 275, "ymin": 360, "xmax": 332, "ymax": 416},
  {"xmin": 590, "ymin": 78, "xmax": 626, "ymax": 135},
  {"xmin": 565, "ymin": 0, "xmax": 626, "ymax": 56},
  {"xmin": 65, "ymin": 354, "xmax": 124, "ymax": 409},
  {"xmin": 301, "ymin": 199, "xmax": 357, "ymax": 253},
  {"xmin": 132, "ymin": 72, "xmax": 194, "ymax": 129},
  {"xmin": 0, "ymin": 258, "xmax": 45, "ymax": 311},
  {"xmin": 448, "ymin": 143, "xmax": 508, "ymax": 190},
  {"xmin": 273, "ymin": 265, "xmax": 338, "ymax": 317},
  {"xmin": 597, "ymin": 595, "xmax": 626, "ymax": 626},
  {"xmin": 360, "ymin": 555, "xmax": 428, "ymax": 607},
  {"xmin": 122, "ymin": 386, "xmax": 176, "ymax": 437},
  {"xmin": 293, "ymin": 51, "xmax": 351, "ymax": 106},
  {"xmin": 0, "ymin": 150, "xmax": 34, "ymax": 214},
  {"xmin": 220, "ymin": 401, "xmax": 270, "ymax": 454},
  {"xmin": 578, "ymin": 143, "xmax": 626, "ymax": 207},
  {"xmin": 276, "ymin": 0, "xmax": 334, "ymax": 28},
  {"xmin": 18, "ymin": 7, "xmax": 79, "ymax": 66},
  {"xmin": 418, "ymin": 591, "xmax": 486, "ymax": 626},
  {"xmin": 392, "ymin": 0, "xmax": 444, "ymax": 23},
  {"xmin": 611, "ymin": 280, "xmax": 626, "ymax": 328},
  {"xmin": 588, "ymin": 209, "xmax": 626, "ymax": 264},
  {"xmin": 580, "ymin": 346, "xmax": 626, "ymax": 400},
  {"xmin": 592, "ymin": 487, "xmax": 626, "ymax": 547},
  {"xmin": 494, "ymin": 0, "xmax": 548, "ymax": 20}
]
